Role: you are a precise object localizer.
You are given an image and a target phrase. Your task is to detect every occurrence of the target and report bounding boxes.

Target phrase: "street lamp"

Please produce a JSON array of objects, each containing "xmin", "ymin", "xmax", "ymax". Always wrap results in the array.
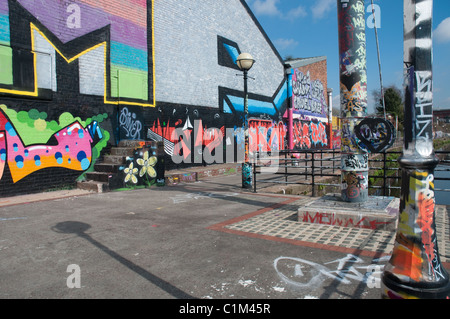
[{"xmin": 236, "ymin": 53, "xmax": 255, "ymax": 189}]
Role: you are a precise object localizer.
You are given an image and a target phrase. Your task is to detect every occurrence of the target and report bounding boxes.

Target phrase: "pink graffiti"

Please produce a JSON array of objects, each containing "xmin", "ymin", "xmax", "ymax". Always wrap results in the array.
[
  {"xmin": 311, "ymin": 122, "xmax": 328, "ymax": 146},
  {"xmin": 294, "ymin": 122, "xmax": 311, "ymax": 149},
  {"xmin": 293, "ymin": 121, "xmax": 329, "ymax": 149},
  {"xmin": 0, "ymin": 109, "xmax": 98, "ymax": 183},
  {"xmin": 248, "ymin": 120, "xmax": 286, "ymax": 154}
]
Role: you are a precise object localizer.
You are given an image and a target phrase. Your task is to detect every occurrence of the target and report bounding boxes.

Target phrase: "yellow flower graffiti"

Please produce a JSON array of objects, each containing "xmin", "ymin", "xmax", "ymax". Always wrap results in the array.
[
  {"xmin": 137, "ymin": 151, "xmax": 157, "ymax": 179},
  {"xmin": 124, "ymin": 162, "xmax": 138, "ymax": 184}
]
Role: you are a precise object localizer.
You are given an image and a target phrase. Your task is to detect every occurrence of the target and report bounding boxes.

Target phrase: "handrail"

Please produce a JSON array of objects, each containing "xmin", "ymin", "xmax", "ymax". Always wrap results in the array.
[{"xmin": 251, "ymin": 148, "xmax": 450, "ymax": 197}]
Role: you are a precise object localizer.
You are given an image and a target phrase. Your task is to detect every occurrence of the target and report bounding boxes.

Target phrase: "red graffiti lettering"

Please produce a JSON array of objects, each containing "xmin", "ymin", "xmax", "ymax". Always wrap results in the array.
[
  {"xmin": 293, "ymin": 120, "xmax": 329, "ymax": 150},
  {"xmin": 302, "ymin": 212, "xmax": 389, "ymax": 230},
  {"xmin": 248, "ymin": 120, "xmax": 286, "ymax": 154},
  {"xmin": 417, "ymin": 192, "xmax": 436, "ymax": 262},
  {"xmin": 311, "ymin": 122, "xmax": 328, "ymax": 146}
]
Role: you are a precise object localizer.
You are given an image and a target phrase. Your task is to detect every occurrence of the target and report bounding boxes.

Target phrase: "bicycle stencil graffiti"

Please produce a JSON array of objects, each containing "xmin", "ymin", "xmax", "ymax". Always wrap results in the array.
[{"xmin": 274, "ymin": 255, "xmax": 390, "ymax": 290}]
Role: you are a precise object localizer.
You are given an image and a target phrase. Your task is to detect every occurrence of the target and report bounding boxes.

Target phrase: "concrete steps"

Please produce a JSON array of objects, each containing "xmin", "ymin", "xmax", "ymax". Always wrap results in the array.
[
  {"xmin": 77, "ymin": 140, "xmax": 243, "ymax": 193},
  {"xmin": 77, "ymin": 140, "xmax": 145, "ymax": 192}
]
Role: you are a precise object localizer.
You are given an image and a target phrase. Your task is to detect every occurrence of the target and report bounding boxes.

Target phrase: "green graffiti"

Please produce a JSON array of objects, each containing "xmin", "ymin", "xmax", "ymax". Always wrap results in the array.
[{"xmin": 0, "ymin": 104, "xmax": 110, "ymax": 176}]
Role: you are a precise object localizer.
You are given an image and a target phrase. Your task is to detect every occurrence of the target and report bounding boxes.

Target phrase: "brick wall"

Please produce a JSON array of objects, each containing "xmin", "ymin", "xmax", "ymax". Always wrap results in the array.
[
  {"xmin": 291, "ymin": 59, "xmax": 328, "ymax": 121},
  {"xmin": 0, "ymin": 0, "xmax": 289, "ymax": 196},
  {"xmin": 288, "ymin": 58, "xmax": 331, "ymax": 150}
]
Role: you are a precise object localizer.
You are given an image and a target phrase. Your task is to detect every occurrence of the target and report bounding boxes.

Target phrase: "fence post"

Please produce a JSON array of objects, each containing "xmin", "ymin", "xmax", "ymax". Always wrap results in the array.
[
  {"xmin": 383, "ymin": 151, "xmax": 387, "ymax": 197},
  {"xmin": 305, "ymin": 152, "xmax": 308, "ymax": 181},
  {"xmin": 320, "ymin": 150, "xmax": 323, "ymax": 176},
  {"xmin": 333, "ymin": 149, "xmax": 336, "ymax": 174},
  {"xmin": 285, "ymin": 151, "xmax": 288, "ymax": 184},
  {"xmin": 311, "ymin": 151, "xmax": 315, "ymax": 197},
  {"xmin": 253, "ymin": 159, "xmax": 257, "ymax": 193}
]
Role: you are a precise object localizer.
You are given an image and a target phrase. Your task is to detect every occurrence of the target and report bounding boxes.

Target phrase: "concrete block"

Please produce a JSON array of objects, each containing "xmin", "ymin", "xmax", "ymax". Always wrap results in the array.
[{"xmin": 298, "ymin": 193, "xmax": 399, "ymax": 231}]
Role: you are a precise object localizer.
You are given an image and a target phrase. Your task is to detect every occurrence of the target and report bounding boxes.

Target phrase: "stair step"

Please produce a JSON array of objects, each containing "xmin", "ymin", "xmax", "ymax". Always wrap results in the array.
[
  {"xmin": 94, "ymin": 163, "xmax": 122, "ymax": 173},
  {"xmin": 111, "ymin": 147, "xmax": 136, "ymax": 157},
  {"xmin": 77, "ymin": 140, "xmax": 161, "ymax": 193},
  {"xmin": 118, "ymin": 140, "xmax": 145, "ymax": 148},
  {"xmin": 86, "ymin": 172, "xmax": 111, "ymax": 183},
  {"xmin": 77, "ymin": 180, "xmax": 109, "ymax": 193},
  {"xmin": 102, "ymin": 155, "xmax": 127, "ymax": 165}
]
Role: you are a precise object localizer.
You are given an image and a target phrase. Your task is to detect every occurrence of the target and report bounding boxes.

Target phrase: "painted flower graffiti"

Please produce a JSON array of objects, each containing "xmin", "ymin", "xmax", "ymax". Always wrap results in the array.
[
  {"xmin": 122, "ymin": 146, "xmax": 162, "ymax": 188},
  {"xmin": 124, "ymin": 162, "xmax": 139, "ymax": 184},
  {"xmin": 137, "ymin": 151, "xmax": 157, "ymax": 179}
]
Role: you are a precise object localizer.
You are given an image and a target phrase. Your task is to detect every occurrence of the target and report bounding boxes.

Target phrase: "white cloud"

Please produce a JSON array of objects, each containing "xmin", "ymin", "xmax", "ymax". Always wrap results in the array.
[
  {"xmin": 434, "ymin": 17, "xmax": 450, "ymax": 43},
  {"xmin": 311, "ymin": 0, "xmax": 335, "ymax": 20},
  {"xmin": 332, "ymin": 94, "xmax": 341, "ymax": 109},
  {"xmin": 288, "ymin": 5, "xmax": 307, "ymax": 19},
  {"xmin": 250, "ymin": 0, "xmax": 306, "ymax": 20},
  {"xmin": 273, "ymin": 38, "xmax": 299, "ymax": 50},
  {"xmin": 252, "ymin": 0, "xmax": 281, "ymax": 16}
]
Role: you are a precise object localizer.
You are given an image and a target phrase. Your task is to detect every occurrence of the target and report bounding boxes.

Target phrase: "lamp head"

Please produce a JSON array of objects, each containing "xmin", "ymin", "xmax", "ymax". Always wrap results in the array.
[{"xmin": 236, "ymin": 53, "xmax": 255, "ymax": 71}]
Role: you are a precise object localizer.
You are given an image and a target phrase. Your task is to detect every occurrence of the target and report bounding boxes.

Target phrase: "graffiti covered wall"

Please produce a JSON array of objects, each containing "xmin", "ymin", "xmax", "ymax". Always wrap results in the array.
[
  {"xmin": 0, "ymin": 0, "xmax": 289, "ymax": 195},
  {"xmin": 291, "ymin": 58, "xmax": 328, "ymax": 121},
  {"xmin": 287, "ymin": 57, "xmax": 331, "ymax": 150},
  {"xmin": 0, "ymin": 104, "xmax": 109, "ymax": 195}
]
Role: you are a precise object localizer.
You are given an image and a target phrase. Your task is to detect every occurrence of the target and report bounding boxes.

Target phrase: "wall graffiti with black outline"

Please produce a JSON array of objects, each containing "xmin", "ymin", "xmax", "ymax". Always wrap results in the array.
[{"xmin": 0, "ymin": 0, "xmax": 296, "ymax": 194}]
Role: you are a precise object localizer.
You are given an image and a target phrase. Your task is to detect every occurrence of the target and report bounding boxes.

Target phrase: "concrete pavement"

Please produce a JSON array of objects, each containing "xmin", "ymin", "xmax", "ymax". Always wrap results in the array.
[{"xmin": 0, "ymin": 170, "xmax": 449, "ymax": 301}]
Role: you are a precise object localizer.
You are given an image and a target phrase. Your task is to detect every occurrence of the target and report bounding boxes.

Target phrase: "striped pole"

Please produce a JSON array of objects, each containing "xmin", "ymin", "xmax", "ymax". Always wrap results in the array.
[
  {"xmin": 337, "ymin": 0, "xmax": 369, "ymax": 202},
  {"xmin": 381, "ymin": 0, "xmax": 450, "ymax": 299}
]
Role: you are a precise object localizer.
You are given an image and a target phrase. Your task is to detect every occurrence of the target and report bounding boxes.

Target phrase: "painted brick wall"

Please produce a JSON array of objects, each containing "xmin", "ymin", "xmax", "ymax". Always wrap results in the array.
[
  {"xmin": 0, "ymin": 0, "xmax": 291, "ymax": 196},
  {"xmin": 292, "ymin": 59, "xmax": 329, "ymax": 121},
  {"xmin": 154, "ymin": 0, "xmax": 285, "ymax": 109},
  {"xmin": 288, "ymin": 58, "xmax": 332, "ymax": 150}
]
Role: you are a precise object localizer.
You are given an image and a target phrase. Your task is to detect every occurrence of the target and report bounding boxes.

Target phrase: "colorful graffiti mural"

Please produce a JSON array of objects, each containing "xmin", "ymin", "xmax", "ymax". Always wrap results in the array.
[
  {"xmin": 147, "ymin": 115, "xmax": 289, "ymax": 165},
  {"xmin": 248, "ymin": 119, "xmax": 286, "ymax": 154},
  {"xmin": 292, "ymin": 69, "xmax": 327, "ymax": 118},
  {"xmin": 0, "ymin": 0, "xmax": 154, "ymax": 106},
  {"xmin": 0, "ymin": 104, "xmax": 108, "ymax": 190},
  {"xmin": 292, "ymin": 119, "xmax": 329, "ymax": 150},
  {"xmin": 147, "ymin": 117, "xmax": 226, "ymax": 164},
  {"xmin": 0, "ymin": 0, "xmax": 293, "ymax": 194}
]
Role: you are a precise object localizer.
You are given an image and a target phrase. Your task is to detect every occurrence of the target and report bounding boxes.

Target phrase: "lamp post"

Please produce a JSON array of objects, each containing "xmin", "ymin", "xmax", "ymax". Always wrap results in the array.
[{"xmin": 236, "ymin": 53, "xmax": 255, "ymax": 189}]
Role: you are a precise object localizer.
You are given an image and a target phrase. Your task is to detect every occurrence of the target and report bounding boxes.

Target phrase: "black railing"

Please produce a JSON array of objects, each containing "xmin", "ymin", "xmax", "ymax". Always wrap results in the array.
[{"xmin": 252, "ymin": 149, "xmax": 450, "ymax": 198}]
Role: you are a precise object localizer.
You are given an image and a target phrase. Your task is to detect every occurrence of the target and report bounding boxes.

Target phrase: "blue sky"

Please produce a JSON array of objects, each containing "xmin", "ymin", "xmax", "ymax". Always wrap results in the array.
[{"xmin": 245, "ymin": 0, "xmax": 450, "ymax": 113}]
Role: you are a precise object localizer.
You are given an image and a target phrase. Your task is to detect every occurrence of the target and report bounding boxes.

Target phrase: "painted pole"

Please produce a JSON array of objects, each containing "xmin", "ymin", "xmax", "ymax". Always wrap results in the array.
[
  {"xmin": 242, "ymin": 68, "xmax": 252, "ymax": 189},
  {"xmin": 286, "ymin": 68, "xmax": 294, "ymax": 151},
  {"xmin": 381, "ymin": 0, "xmax": 450, "ymax": 299},
  {"xmin": 236, "ymin": 53, "xmax": 255, "ymax": 189},
  {"xmin": 327, "ymin": 88, "xmax": 333, "ymax": 150},
  {"xmin": 337, "ymin": 0, "xmax": 369, "ymax": 203}
]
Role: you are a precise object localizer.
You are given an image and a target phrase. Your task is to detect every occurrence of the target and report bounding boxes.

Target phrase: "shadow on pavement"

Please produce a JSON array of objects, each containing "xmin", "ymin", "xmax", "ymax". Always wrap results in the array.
[{"xmin": 51, "ymin": 221, "xmax": 195, "ymax": 299}]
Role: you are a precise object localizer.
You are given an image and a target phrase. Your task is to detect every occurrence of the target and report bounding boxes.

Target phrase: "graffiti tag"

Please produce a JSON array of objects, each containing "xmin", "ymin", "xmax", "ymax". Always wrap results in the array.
[{"xmin": 119, "ymin": 107, "xmax": 143, "ymax": 140}]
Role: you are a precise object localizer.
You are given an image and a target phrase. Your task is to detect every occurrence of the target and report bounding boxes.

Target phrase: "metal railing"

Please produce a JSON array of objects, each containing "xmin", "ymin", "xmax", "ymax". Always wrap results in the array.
[{"xmin": 251, "ymin": 149, "xmax": 450, "ymax": 197}]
